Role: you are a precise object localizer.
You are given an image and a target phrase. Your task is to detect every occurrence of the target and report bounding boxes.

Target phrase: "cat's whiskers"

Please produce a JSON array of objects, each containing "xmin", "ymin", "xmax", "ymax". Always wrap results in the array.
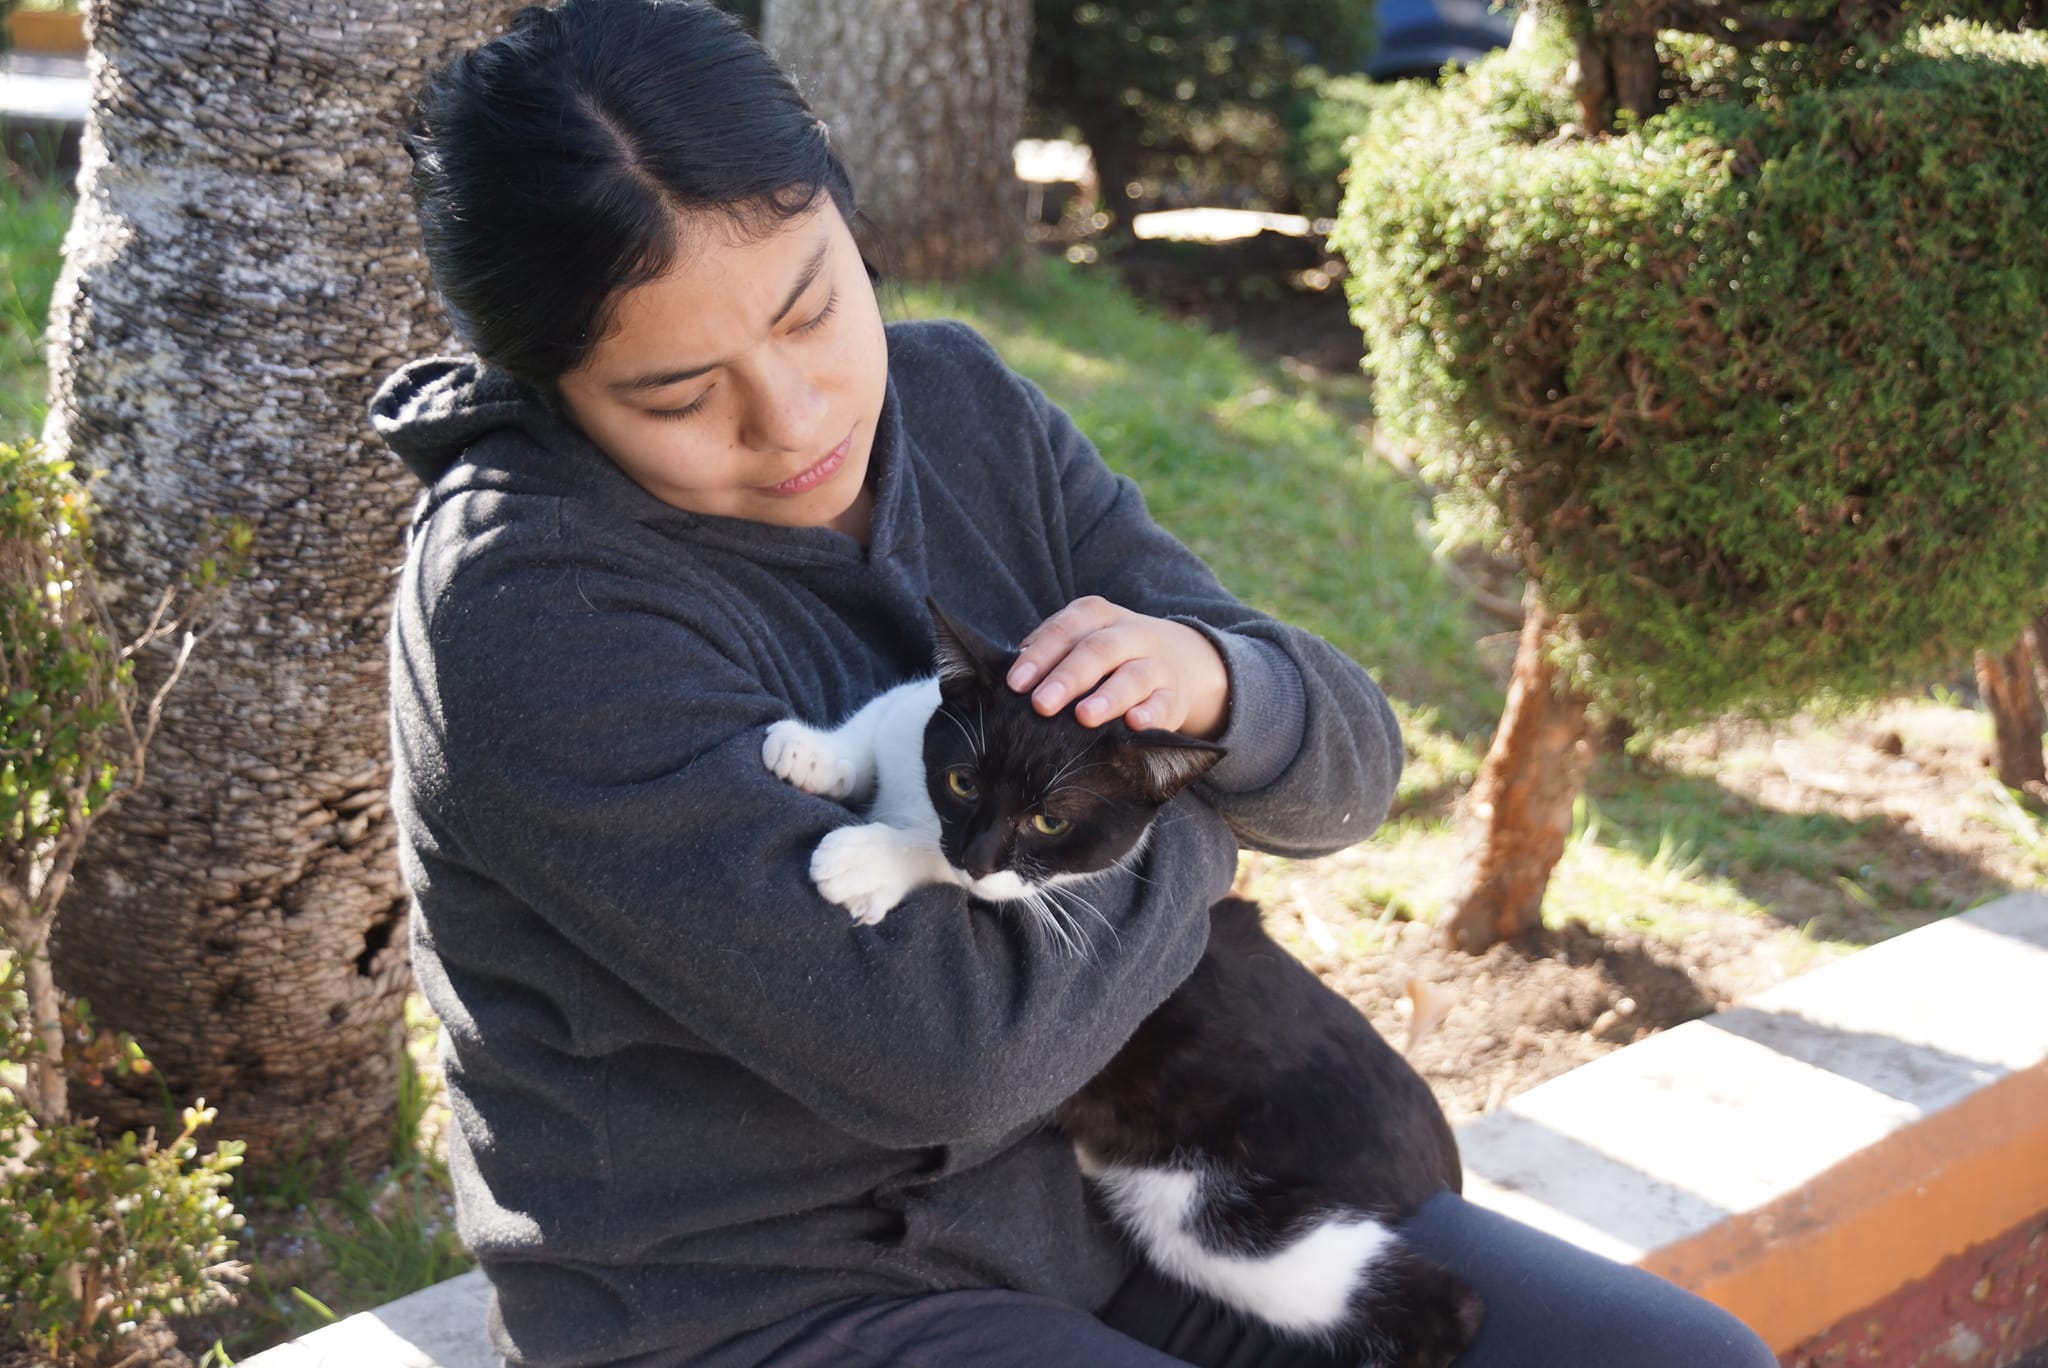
[
  {"xmin": 938, "ymin": 707, "xmax": 981, "ymax": 758},
  {"xmin": 1045, "ymin": 880, "xmax": 1120, "ymax": 951},
  {"xmin": 1039, "ymin": 754, "xmax": 1110, "ymax": 803},
  {"xmin": 1020, "ymin": 886, "xmax": 1089, "ymax": 959},
  {"xmin": 1107, "ymin": 848, "xmax": 1155, "ymax": 888}
]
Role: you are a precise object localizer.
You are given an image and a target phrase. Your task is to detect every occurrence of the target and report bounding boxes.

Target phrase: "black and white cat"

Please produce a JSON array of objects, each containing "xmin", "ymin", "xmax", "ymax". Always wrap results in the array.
[{"xmin": 762, "ymin": 603, "xmax": 1483, "ymax": 1367}]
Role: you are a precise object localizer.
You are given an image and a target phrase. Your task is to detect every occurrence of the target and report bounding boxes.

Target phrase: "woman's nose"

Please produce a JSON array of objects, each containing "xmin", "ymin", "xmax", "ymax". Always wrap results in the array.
[{"xmin": 739, "ymin": 354, "xmax": 828, "ymax": 454}]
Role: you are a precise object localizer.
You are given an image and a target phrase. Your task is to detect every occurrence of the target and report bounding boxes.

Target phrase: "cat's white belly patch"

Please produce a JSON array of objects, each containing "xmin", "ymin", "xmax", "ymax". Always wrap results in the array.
[{"xmin": 1094, "ymin": 1164, "xmax": 1395, "ymax": 1336}]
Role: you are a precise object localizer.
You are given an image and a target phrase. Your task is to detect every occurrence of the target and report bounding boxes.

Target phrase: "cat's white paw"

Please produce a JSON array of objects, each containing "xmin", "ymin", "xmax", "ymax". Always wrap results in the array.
[
  {"xmin": 763, "ymin": 720, "xmax": 857, "ymax": 800},
  {"xmin": 812, "ymin": 824, "xmax": 919, "ymax": 927}
]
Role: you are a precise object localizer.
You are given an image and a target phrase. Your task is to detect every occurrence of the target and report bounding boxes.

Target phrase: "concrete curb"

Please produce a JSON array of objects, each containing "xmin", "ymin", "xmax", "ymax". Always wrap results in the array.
[
  {"xmin": 1459, "ymin": 891, "xmax": 2048, "ymax": 1352},
  {"xmin": 241, "ymin": 891, "xmax": 2048, "ymax": 1367}
]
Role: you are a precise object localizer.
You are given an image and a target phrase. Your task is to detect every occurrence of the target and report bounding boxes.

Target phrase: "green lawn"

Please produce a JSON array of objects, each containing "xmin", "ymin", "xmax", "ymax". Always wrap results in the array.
[{"xmin": 0, "ymin": 149, "xmax": 72, "ymax": 444}]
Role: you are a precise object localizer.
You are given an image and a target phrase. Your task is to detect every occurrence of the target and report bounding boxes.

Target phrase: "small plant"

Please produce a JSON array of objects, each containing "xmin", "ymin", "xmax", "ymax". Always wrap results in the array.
[
  {"xmin": 0, "ymin": 1025, "xmax": 248, "ymax": 1364},
  {"xmin": 1, "ymin": 437, "xmax": 252, "ymax": 1363}
]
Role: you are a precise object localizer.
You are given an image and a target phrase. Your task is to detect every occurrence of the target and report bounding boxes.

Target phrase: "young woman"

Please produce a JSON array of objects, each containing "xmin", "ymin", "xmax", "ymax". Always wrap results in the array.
[{"xmin": 374, "ymin": 3, "xmax": 1780, "ymax": 1366}]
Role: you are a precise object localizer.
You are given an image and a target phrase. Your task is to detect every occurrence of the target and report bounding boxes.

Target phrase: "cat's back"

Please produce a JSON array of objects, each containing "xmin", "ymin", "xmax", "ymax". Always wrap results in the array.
[{"xmin": 1188, "ymin": 898, "xmax": 1463, "ymax": 1205}]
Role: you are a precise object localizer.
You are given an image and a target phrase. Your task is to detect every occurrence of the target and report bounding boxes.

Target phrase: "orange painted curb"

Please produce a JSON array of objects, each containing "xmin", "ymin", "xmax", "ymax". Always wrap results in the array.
[{"xmin": 1640, "ymin": 1059, "xmax": 2048, "ymax": 1352}]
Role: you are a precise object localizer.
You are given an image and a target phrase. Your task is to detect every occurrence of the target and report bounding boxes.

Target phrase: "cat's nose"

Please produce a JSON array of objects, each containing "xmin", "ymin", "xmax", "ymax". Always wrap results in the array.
[{"xmin": 963, "ymin": 831, "xmax": 1004, "ymax": 879}]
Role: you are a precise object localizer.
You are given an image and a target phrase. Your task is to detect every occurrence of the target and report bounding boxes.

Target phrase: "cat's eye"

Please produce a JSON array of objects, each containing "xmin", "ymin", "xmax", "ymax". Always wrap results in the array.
[
  {"xmin": 1031, "ymin": 814, "xmax": 1071, "ymax": 837},
  {"xmin": 946, "ymin": 770, "xmax": 979, "ymax": 801}
]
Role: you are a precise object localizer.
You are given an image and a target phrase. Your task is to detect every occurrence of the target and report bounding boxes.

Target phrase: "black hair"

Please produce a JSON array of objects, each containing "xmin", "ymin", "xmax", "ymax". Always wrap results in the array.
[{"xmin": 402, "ymin": 0, "xmax": 858, "ymax": 399}]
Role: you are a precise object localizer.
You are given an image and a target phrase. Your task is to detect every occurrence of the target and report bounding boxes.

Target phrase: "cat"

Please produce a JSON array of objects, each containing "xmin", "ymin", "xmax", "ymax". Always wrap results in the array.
[{"xmin": 762, "ymin": 601, "xmax": 1484, "ymax": 1367}]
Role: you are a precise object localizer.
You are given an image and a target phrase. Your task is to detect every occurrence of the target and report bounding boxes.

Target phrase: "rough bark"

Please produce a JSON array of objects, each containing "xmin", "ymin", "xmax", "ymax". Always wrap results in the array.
[
  {"xmin": 1572, "ymin": 30, "xmax": 1659, "ymax": 128},
  {"xmin": 1975, "ymin": 637, "xmax": 2047, "ymax": 798},
  {"xmin": 40, "ymin": 0, "xmax": 506, "ymax": 1177},
  {"xmin": 1442, "ymin": 592, "xmax": 1597, "ymax": 954},
  {"xmin": 763, "ymin": 0, "xmax": 1031, "ymax": 280},
  {"xmin": 2029, "ymin": 611, "xmax": 2048, "ymax": 720}
]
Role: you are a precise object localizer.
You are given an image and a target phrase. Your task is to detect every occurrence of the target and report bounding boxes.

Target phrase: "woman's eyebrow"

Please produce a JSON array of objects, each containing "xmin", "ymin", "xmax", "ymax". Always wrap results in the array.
[{"xmin": 610, "ymin": 237, "xmax": 833, "ymax": 394}]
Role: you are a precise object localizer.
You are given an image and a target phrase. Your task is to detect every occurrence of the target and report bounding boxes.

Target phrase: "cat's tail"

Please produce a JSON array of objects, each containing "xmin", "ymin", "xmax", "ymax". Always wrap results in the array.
[{"xmin": 1350, "ymin": 1241, "xmax": 1485, "ymax": 1368}]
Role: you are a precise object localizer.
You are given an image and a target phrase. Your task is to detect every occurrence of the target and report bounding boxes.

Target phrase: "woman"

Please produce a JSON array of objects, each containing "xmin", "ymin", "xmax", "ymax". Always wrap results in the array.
[{"xmin": 373, "ymin": 3, "xmax": 1779, "ymax": 1366}]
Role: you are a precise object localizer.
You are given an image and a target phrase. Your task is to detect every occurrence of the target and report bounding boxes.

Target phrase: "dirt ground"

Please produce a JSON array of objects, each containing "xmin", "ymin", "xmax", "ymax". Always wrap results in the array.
[
  {"xmin": 1102, "ymin": 235, "xmax": 2046, "ymax": 1125},
  {"xmin": 1239, "ymin": 678, "xmax": 2041, "ymax": 1126}
]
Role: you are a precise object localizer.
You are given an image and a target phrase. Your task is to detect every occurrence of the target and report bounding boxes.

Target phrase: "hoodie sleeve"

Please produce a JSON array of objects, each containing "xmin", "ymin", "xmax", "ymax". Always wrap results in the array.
[
  {"xmin": 405, "ymin": 527, "xmax": 1234, "ymax": 1153},
  {"xmin": 1022, "ymin": 362, "xmax": 1405, "ymax": 860}
]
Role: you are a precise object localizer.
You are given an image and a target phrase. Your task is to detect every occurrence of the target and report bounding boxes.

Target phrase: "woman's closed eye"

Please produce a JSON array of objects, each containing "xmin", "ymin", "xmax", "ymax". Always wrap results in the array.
[
  {"xmin": 648, "ymin": 390, "xmax": 714, "ymax": 422},
  {"xmin": 794, "ymin": 289, "xmax": 838, "ymax": 336},
  {"xmin": 643, "ymin": 292, "xmax": 838, "ymax": 423}
]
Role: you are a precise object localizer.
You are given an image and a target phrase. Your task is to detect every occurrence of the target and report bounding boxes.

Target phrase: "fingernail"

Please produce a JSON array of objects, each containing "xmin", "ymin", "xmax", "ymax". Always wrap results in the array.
[
  {"xmin": 1035, "ymin": 681, "xmax": 1066, "ymax": 711},
  {"xmin": 1008, "ymin": 661, "xmax": 1038, "ymax": 690},
  {"xmin": 1129, "ymin": 708, "xmax": 1150, "ymax": 729}
]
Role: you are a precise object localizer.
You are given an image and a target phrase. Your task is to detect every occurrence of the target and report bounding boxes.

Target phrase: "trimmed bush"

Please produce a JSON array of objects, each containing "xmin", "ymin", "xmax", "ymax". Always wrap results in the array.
[{"xmin": 1333, "ymin": 20, "xmax": 2048, "ymax": 729}]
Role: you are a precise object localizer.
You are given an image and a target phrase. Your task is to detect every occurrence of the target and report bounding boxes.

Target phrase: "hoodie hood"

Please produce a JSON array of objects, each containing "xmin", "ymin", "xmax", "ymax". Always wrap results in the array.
[
  {"xmin": 368, "ymin": 350, "xmax": 926, "ymax": 570},
  {"xmin": 369, "ymin": 356, "xmax": 550, "ymax": 486}
]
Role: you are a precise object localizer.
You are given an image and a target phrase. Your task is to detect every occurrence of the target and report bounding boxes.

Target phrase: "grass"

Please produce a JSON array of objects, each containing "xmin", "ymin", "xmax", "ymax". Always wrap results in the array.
[{"xmin": 0, "ymin": 135, "xmax": 72, "ymax": 444}]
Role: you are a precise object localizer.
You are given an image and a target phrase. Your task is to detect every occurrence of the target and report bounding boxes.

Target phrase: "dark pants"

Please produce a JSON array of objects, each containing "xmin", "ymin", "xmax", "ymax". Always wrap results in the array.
[{"xmin": 741, "ymin": 1193, "xmax": 1779, "ymax": 1368}]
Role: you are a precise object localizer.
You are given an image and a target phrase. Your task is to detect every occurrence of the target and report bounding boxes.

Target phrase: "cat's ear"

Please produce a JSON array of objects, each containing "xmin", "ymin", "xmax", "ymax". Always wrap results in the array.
[
  {"xmin": 1114, "ymin": 731, "xmax": 1228, "ymax": 803},
  {"xmin": 926, "ymin": 597, "xmax": 1011, "ymax": 689}
]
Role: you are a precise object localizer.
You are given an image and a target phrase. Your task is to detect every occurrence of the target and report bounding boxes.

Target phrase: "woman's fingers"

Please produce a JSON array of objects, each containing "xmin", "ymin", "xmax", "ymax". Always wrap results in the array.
[
  {"xmin": 1007, "ymin": 599, "xmax": 1227, "ymax": 739},
  {"xmin": 1007, "ymin": 596, "xmax": 1117, "ymax": 696}
]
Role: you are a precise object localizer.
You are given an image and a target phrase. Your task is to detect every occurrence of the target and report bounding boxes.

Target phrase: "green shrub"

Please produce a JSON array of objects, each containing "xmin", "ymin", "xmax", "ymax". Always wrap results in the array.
[
  {"xmin": 2, "ymin": 967, "xmax": 247, "ymax": 1365},
  {"xmin": 1333, "ymin": 21, "xmax": 2048, "ymax": 728},
  {"xmin": 1, "ymin": 440, "xmax": 250, "ymax": 1364}
]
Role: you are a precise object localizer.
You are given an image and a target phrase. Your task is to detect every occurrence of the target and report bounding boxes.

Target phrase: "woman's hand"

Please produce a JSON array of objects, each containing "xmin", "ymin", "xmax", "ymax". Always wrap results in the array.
[{"xmin": 1005, "ymin": 596, "xmax": 1230, "ymax": 740}]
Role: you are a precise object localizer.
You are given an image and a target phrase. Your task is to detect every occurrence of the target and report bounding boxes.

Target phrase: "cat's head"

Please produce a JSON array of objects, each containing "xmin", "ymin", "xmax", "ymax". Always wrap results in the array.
[{"xmin": 921, "ymin": 600, "xmax": 1225, "ymax": 923}]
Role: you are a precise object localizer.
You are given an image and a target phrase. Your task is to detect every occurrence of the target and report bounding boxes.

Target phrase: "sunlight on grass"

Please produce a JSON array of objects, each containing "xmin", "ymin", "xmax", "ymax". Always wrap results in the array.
[{"xmin": 1, "ymin": 146, "xmax": 74, "ymax": 444}]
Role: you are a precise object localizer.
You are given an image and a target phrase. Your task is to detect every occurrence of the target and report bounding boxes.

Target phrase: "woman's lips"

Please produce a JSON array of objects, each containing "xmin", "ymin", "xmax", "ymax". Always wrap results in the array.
[{"xmin": 760, "ymin": 435, "xmax": 851, "ymax": 497}]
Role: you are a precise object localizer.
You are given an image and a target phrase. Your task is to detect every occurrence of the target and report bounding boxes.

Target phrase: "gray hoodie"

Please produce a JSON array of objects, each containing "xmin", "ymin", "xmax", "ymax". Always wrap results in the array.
[{"xmin": 372, "ymin": 319, "xmax": 1403, "ymax": 1367}]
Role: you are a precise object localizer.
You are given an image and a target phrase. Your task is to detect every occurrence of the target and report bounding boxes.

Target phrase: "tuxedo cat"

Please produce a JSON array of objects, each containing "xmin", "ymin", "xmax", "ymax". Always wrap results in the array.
[{"xmin": 762, "ymin": 603, "xmax": 1483, "ymax": 1367}]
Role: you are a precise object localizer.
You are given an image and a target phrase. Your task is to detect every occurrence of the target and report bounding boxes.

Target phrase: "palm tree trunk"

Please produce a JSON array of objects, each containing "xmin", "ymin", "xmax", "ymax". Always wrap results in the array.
[
  {"xmin": 1441, "ymin": 589, "xmax": 1596, "ymax": 953},
  {"xmin": 764, "ymin": 0, "xmax": 1032, "ymax": 279},
  {"xmin": 39, "ymin": 0, "xmax": 503, "ymax": 1177}
]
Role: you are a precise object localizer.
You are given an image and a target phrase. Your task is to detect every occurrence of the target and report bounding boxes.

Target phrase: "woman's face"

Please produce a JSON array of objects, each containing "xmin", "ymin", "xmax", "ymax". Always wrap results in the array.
[{"xmin": 556, "ymin": 198, "xmax": 889, "ymax": 539}]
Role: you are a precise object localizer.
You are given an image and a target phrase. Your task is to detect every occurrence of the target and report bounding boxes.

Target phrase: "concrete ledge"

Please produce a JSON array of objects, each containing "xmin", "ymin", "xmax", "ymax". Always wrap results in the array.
[
  {"xmin": 243, "ymin": 891, "xmax": 2048, "ymax": 1367},
  {"xmin": 1458, "ymin": 891, "xmax": 2048, "ymax": 1353},
  {"xmin": 238, "ymin": 1267, "xmax": 491, "ymax": 1368}
]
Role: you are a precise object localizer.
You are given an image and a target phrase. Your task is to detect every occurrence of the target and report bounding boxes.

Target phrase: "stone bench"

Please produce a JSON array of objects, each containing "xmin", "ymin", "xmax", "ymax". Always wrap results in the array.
[{"xmin": 241, "ymin": 890, "xmax": 2048, "ymax": 1368}]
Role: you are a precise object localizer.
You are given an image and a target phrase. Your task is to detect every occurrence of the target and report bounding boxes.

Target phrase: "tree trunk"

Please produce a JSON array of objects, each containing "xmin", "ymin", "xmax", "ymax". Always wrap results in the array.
[
  {"xmin": 40, "ymin": 0, "xmax": 503, "ymax": 1177},
  {"xmin": 1571, "ymin": 30, "xmax": 1659, "ymax": 131},
  {"xmin": 1441, "ymin": 591, "xmax": 1597, "ymax": 953},
  {"xmin": 1975, "ymin": 637, "xmax": 2047, "ymax": 797},
  {"xmin": 2028, "ymin": 610, "xmax": 2048, "ymax": 720},
  {"xmin": 763, "ymin": 0, "xmax": 1031, "ymax": 280}
]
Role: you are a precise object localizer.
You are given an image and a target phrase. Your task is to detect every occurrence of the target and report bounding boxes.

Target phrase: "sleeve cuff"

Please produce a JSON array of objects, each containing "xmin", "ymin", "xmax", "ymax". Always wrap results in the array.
[{"xmin": 1172, "ymin": 621, "xmax": 1306, "ymax": 794}]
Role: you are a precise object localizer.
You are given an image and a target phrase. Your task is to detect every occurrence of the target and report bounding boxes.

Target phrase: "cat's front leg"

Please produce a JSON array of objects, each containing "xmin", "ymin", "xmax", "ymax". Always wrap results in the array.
[
  {"xmin": 811, "ymin": 822, "xmax": 958, "ymax": 926},
  {"xmin": 762, "ymin": 719, "xmax": 865, "ymax": 801}
]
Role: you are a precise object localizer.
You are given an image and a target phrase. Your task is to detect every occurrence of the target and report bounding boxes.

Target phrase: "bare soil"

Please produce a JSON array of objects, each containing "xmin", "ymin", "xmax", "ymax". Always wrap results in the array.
[{"xmin": 1241, "ymin": 693, "xmax": 2041, "ymax": 1126}]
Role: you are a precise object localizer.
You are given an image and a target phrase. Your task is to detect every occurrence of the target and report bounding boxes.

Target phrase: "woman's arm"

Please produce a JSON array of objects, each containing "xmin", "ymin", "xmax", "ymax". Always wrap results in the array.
[
  {"xmin": 1016, "ymin": 366, "xmax": 1406, "ymax": 860},
  {"xmin": 411, "ymin": 539, "xmax": 1236, "ymax": 1153}
]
